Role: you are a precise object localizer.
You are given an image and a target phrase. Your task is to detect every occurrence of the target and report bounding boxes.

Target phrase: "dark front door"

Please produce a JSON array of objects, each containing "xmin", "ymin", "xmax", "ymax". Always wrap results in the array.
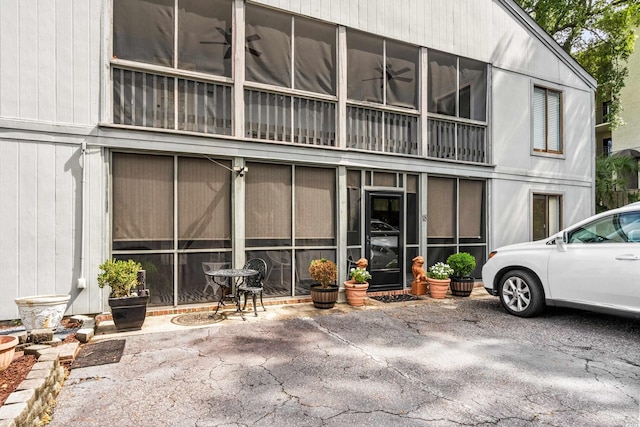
[{"xmin": 366, "ymin": 192, "xmax": 403, "ymax": 291}]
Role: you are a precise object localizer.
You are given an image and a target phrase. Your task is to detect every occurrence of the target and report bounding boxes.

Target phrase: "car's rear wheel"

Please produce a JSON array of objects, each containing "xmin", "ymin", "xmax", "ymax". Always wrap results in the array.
[{"xmin": 498, "ymin": 270, "xmax": 545, "ymax": 317}]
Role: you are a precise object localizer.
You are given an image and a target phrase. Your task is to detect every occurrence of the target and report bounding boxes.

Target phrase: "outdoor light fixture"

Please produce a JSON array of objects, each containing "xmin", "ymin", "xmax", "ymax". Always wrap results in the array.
[{"xmin": 234, "ymin": 166, "xmax": 248, "ymax": 177}]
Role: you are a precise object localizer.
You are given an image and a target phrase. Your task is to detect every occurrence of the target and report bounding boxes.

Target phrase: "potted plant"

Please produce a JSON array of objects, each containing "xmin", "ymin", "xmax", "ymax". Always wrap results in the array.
[
  {"xmin": 308, "ymin": 258, "xmax": 338, "ymax": 309},
  {"xmin": 427, "ymin": 262, "xmax": 454, "ymax": 299},
  {"xmin": 0, "ymin": 335, "xmax": 19, "ymax": 372},
  {"xmin": 344, "ymin": 258, "xmax": 372, "ymax": 307},
  {"xmin": 98, "ymin": 258, "xmax": 149, "ymax": 331},
  {"xmin": 446, "ymin": 252, "xmax": 477, "ymax": 297}
]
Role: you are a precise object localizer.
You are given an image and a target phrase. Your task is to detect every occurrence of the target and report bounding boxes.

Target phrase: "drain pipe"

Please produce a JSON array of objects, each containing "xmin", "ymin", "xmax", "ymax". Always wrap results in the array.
[{"xmin": 77, "ymin": 141, "xmax": 87, "ymax": 290}]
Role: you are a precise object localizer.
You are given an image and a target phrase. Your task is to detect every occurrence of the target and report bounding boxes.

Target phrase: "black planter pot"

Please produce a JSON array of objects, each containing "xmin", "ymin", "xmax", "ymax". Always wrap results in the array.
[
  {"xmin": 108, "ymin": 295, "xmax": 150, "ymax": 331},
  {"xmin": 310, "ymin": 285, "xmax": 339, "ymax": 309},
  {"xmin": 450, "ymin": 277, "xmax": 475, "ymax": 297}
]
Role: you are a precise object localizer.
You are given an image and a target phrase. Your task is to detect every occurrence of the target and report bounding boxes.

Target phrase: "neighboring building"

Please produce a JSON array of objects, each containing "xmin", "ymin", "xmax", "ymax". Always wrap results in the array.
[
  {"xmin": 0, "ymin": 0, "xmax": 596, "ymax": 321},
  {"xmin": 609, "ymin": 27, "xmax": 640, "ymax": 189},
  {"xmin": 614, "ymin": 28, "xmax": 640, "ymax": 154},
  {"xmin": 595, "ymin": 26, "xmax": 639, "ymax": 201}
]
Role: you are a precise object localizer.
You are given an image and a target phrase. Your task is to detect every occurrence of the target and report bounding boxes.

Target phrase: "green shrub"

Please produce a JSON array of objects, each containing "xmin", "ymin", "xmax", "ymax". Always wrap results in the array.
[
  {"xmin": 446, "ymin": 252, "xmax": 476, "ymax": 278},
  {"xmin": 97, "ymin": 259, "xmax": 142, "ymax": 298}
]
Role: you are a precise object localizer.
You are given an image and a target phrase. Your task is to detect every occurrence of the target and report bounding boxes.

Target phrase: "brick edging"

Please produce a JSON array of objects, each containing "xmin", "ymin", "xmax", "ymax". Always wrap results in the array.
[{"xmin": 0, "ymin": 352, "xmax": 66, "ymax": 427}]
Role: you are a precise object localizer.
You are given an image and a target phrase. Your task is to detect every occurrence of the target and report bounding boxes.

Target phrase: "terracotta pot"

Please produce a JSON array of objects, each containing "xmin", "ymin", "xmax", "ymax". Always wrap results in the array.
[
  {"xmin": 344, "ymin": 281, "xmax": 369, "ymax": 306},
  {"xmin": 0, "ymin": 335, "xmax": 19, "ymax": 372},
  {"xmin": 411, "ymin": 280, "xmax": 427, "ymax": 295},
  {"xmin": 310, "ymin": 285, "xmax": 339, "ymax": 309},
  {"xmin": 428, "ymin": 277, "xmax": 450, "ymax": 299},
  {"xmin": 450, "ymin": 277, "xmax": 475, "ymax": 297}
]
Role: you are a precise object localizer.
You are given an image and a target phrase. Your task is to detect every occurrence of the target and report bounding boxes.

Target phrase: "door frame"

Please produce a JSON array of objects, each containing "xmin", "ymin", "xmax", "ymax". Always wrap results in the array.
[{"xmin": 365, "ymin": 191, "xmax": 404, "ymax": 291}]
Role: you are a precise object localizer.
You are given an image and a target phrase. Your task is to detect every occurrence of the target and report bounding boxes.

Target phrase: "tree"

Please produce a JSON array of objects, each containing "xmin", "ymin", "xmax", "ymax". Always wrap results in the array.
[
  {"xmin": 595, "ymin": 154, "xmax": 637, "ymax": 212},
  {"xmin": 514, "ymin": 0, "xmax": 640, "ymax": 128}
]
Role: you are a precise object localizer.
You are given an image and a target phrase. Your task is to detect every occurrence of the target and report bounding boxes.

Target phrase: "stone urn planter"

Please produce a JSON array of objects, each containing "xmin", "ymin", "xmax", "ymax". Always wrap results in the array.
[
  {"xmin": 0, "ymin": 335, "xmax": 19, "ymax": 372},
  {"xmin": 14, "ymin": 294, "xmax": 70, "ymax": 331}
]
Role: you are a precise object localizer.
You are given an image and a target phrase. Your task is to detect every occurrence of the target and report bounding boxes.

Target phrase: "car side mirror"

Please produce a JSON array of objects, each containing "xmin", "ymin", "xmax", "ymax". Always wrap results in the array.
[{"xmin": 555, "ymin": 232, "xmax": 567, "ymax": 251}]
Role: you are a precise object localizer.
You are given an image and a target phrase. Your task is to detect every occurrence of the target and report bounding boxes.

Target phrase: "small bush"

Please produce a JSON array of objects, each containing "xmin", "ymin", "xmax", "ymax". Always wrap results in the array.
[{"xmin": 446, "ymin": 252, "xmax": 476, "ymax": 278}]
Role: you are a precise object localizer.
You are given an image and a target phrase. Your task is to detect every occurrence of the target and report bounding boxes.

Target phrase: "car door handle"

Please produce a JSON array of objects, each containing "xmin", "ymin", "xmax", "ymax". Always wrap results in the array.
[{"xmin": 615, "ymin": 254, "xmax": 640, "ymax": 261}]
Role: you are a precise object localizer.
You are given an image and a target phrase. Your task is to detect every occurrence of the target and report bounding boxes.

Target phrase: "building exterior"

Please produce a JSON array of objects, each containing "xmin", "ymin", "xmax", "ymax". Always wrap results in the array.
[
  {"xmin": 614, "ymin": 28, "xmax": 640, "ymax": 154},
  {"xmin": 595, "ymin": 26, "xmax": 640, "ymax": 186},
  {"xmin": 0, "ymin": 0, "xmax": 596, "ymax": 321}
]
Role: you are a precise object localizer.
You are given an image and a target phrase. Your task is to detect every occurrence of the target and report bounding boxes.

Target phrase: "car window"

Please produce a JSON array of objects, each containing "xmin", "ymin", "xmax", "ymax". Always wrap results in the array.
[{"xmin": 568, "ymin": 212, "xmax": 640, "ymax": 243}]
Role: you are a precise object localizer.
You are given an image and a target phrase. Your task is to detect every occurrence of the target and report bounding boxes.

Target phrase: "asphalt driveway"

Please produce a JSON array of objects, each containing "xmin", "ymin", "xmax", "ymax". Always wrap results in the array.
[{"xmin": 49, "ymin": 294, "xmax": 640, "ymax": 426}]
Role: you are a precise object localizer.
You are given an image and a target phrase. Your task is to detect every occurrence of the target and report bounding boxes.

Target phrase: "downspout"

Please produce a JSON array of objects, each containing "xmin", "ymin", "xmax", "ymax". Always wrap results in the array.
[{"xmin": 77, "ymin": 141, "xmax": 87, "ymax": 289}]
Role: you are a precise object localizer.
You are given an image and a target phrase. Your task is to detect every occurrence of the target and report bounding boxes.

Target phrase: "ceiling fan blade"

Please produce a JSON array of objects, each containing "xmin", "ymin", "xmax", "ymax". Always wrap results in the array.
[
  {"xmin": 393, "ymin": 67, "xmax": 412, "ymax": 75},
  {"xmin": 247, "ymin": 47, "xmax": 262, "ymax": 57}
]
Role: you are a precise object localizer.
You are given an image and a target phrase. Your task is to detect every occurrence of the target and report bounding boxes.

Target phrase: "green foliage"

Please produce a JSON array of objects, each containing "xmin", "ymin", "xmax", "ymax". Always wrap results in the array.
[
  {"xmin": 446, "ymin": 252, "xmax": 477, "ymax": 278},
  {"xmin": 514, "ymin": 0, "xmax": 640, "ymax": 128},
  {"xmin": 309, "ymin": 258, "xmax": 338, "ymax": 288},
  {"xmin": 349, "ymin": 267, "xmax": 372, "ymax": 284},
  {"xmin": 595, "ymin": 154, "xmax": 637, "ymax": 212},
  {"xmin": 97, "ymin": 259, "xmax": 142, "ymax": 298},
  {"xmin": 428, "ymin": 262, "xmax": 454, "ymax": 280}
]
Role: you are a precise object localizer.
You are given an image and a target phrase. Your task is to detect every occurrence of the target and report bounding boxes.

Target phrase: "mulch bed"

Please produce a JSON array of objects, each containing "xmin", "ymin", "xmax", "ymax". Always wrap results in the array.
[
  {"xmin": 370, "ymin": 294, "xmax": 422, "ymax": 303},
  {"xmin": 0, "ymin": 354, "xmax": 37, "ymax": 406},
  {"xmin": 0, "ymin": 331, "xmax": 79, "ymax": 406}
]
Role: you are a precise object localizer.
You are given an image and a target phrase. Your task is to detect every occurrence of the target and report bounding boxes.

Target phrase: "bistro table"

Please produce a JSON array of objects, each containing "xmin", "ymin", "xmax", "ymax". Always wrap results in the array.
[{"xmin": 204, "ymin": 268, "xmax": 258, "ymax": 320}]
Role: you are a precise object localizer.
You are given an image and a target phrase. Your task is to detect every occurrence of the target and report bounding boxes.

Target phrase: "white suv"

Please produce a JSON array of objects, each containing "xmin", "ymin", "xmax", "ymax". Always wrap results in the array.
[{"xmin": 482, "ymin": 202, "xmax": 640, "ymax": 318}]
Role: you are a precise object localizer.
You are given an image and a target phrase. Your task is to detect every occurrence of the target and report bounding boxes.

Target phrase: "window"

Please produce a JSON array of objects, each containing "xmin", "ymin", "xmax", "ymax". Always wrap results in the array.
[
  {"xmin": 245, "ymin": 163, "xmax": 337, "ymax": 296},
  {"xmin": 243, "ymin": 5, "xmax": 337, "ymax": 146},
  {"xmin": 427, "ymin": 178, "xmax": 486, "ymax": 244},
  {"xmin": 113, "ymin": 0, "xmax": 174, "ymax": 67},
  {"xmin": 568, "ymin": 211, "xmax": 640, "ymax": 244},
  {"xmin": 245, "ymin": 5, "xmax": 336, "ymax": 93},
  {"xmin": 427, "ymin": 51, "xmax": 487, "ymax": 163},
  {"xmin": 113, "ymin": 0, "xmax": 232, "ymax": 77},
  {"xmin": 602, "ymin": 101, "xmax": 611, "ymax": 123},
  {"xmin": 602, "ymin": 138, "xmax": 612, "ymax": 157},
  {"xmin": 533, "ymin": 86, "xmax": 562, "ymax": 153},
  {"xmin": 111, "ymin": 153, "xmax": 233, "ymax": 307},
  {"xmin": 245, "ymin": 6, "xmax": 291, "ymax": 88},
  {"xmin": 428, "ymin": 51, "xmax": 486, "ymax": 121},
  {"xmin": 345, "ymin": 31, "xmax": 419, "ymax": 155},
  {"xmin": 347, "ymin": 31, "xmax": 418, "ymax": 108},
  {"xmin": 112, "ymin": 0, "xmax": 233, "ymax": 135},
  {"xmin": 532, "ymin": 194, "xmax": 562, "ymax": 240},
  {"xmin": 426, "ymin": 177, "xmax": 486, "ymax": 276}
]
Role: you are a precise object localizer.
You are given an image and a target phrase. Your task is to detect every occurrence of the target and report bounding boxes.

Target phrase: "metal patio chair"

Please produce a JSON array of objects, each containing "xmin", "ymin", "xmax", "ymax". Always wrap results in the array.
[{"xmin": 238, "ymin": 258, "xmax": 268, "ymax": 316}]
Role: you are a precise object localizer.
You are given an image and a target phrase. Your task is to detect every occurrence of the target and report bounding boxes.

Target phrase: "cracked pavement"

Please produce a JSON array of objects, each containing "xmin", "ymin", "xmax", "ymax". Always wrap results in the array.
[{"xmin": 49, "ymin": 293, "xmax": 639, "ymax": 426}]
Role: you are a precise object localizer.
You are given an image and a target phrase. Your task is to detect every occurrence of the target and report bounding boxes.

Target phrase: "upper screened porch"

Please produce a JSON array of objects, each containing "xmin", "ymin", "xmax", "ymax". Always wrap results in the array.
[{"xmin": 110, "ymin": 0, "xmax": 488, "ymax": 164}]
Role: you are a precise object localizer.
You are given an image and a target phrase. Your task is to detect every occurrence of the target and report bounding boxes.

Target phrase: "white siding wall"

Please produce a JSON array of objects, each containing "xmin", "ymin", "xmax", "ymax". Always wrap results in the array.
[
  {"xmin": 0, "ymin": 0, "xmax": 101, "ymax": 125},
  {"xmin": 0, "ymin": 139, "xmax": 105, "ymax": 319},
  {"xmin": 491, "ymin": 66, "xmax": 594, "ymax": 249}
]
